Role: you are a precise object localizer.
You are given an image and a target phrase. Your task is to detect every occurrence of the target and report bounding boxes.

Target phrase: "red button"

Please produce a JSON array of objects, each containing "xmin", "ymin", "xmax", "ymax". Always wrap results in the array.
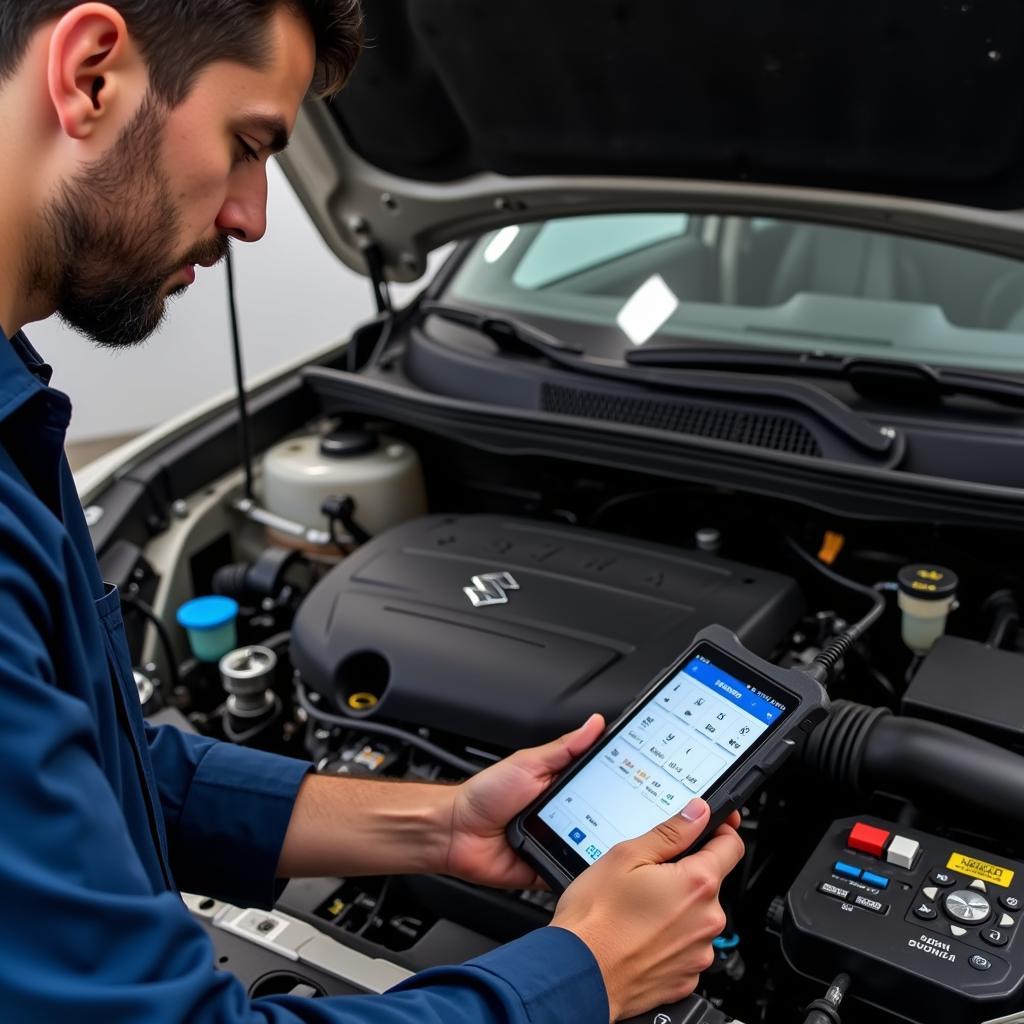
[{"xmin": 849, "ymin": 822, "xmax": 890, "ymax": 859}]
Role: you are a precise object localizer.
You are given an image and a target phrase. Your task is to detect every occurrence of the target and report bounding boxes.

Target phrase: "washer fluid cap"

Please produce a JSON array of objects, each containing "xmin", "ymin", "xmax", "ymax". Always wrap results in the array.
[
  {"xmin": 897, "ymin": 564, "xmax": 959, "ymax": 601},
  {"xmin": 177, "ymin": 595, "xmax": 239, "ymax": 631},
  {"xmin": 319, "ymin": 429, "xmax": 379, "ymax": 459},
  {"xmin": 177, "ymin": 596, "xmax": 239, "ymax": 663}
]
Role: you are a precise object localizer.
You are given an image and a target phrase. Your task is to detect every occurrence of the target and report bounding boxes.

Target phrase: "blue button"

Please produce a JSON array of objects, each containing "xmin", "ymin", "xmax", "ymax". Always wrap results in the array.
[
  {"xmin": 569, "ymin": 828, "xmax": 586, "ymax": 844},
  {"xmin": 834, "ymin": 861, "xmax": 862, "ymax": 880},
  {"xmin": 862, "ymin": 871, "xmax": 890, "ymax": 889}
]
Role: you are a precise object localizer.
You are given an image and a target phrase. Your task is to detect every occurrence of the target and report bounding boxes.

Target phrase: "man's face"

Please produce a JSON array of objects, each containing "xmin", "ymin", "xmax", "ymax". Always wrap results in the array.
[{"xmin": 39, "ymin": 6, "xmax": 316, "ymax": 349}]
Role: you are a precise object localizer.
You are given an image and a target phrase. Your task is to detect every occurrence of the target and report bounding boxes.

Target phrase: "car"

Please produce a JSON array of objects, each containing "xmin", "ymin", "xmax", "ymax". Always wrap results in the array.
[{"xmin": 76, "ymin": 3, "xmax": 1024, "ymax": 1022}]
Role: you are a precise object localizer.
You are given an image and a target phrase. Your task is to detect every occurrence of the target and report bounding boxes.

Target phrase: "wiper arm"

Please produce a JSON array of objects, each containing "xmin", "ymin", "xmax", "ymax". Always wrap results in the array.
[
  {"xmin": 419, "ymin": 301, "xmax": 585, "ymax": 358},
  {"xmin": 418, "ymin": 304, "xmax": 895, "ymax": 456},
  {"xmin": 629, "ymin": 346, "xmax": 1024, "ymax": 410}
]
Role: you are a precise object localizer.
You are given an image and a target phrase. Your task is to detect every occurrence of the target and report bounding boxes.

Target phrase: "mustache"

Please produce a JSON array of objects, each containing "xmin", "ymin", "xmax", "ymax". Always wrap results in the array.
[{"xmin": 181, "ymin": 234, "xmax": 231, "ymax": 270}]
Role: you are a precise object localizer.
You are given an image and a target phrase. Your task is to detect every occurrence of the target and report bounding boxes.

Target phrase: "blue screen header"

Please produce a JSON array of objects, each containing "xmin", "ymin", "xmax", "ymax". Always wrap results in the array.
[{"xmin": 680, "ymin": 657, "xmax": 787, "ymax": 725}]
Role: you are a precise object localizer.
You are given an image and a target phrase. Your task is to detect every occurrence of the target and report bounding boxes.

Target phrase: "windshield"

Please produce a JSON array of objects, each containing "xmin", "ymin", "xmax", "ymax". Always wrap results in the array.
[{"xmin": 446, "ymin": 213, "xmax": 1024, "ymax": 373}]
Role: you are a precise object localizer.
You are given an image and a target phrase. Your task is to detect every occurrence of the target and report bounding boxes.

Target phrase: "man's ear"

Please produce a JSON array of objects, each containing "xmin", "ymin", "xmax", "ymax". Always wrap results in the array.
[{"xmin": 46, "ymin": 3, "xmax": 141, "ymax": 141}]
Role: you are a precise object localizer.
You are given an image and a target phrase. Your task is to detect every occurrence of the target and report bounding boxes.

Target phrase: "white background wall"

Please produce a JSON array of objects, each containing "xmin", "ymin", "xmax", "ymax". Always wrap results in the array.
[{"xmin": 29, "ymin": 162, "xmax": 409, "ymax": 443}]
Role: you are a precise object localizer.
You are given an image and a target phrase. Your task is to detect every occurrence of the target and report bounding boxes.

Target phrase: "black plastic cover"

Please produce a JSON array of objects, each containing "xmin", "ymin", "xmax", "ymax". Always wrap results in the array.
[
  {"xmin": 290, "ymin": 515, "xmax": 802, "ymax": 748},
  {"xmin": 902, "ymin": 635, "xmax": 1024, "ymax": 751}
]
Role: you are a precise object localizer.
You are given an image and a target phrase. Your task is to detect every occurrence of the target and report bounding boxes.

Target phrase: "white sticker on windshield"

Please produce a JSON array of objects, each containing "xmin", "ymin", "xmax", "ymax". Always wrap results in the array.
[{"xmin": 616, "ymin": 274, "xmax": 679, "ymax": 345}]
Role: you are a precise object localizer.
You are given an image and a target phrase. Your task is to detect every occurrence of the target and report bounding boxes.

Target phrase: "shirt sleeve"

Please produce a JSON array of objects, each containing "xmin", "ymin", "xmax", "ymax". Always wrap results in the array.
[
  {"xmin": 0, "ymin": 501, "xmax": 611, "ymax": 1024},
  {"xmin": 145, "ymin": 723, "xmax": 312, "ymax": 908},
  {"xmin": 255, "ymin": 927, "xmax": 609, "ymax": 1024}
]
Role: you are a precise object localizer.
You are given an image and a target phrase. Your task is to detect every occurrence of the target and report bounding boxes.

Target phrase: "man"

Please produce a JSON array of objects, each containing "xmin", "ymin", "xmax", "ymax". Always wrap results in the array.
[{"xmin": 0, "ymin": 2, "xmax": 745, "ymax": 1021}]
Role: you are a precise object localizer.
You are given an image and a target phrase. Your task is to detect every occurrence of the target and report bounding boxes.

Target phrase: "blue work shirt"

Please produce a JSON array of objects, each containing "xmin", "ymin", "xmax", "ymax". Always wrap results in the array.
[{"xmin": 0, "ymin": 329, "xmax": 607, "ymax": 1024}]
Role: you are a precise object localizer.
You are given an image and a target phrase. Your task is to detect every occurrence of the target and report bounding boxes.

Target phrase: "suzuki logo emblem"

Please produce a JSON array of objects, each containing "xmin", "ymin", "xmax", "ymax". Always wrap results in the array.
[{"xmin": 464, "ymin": 572, "xmax": 520, "ymax": 608}]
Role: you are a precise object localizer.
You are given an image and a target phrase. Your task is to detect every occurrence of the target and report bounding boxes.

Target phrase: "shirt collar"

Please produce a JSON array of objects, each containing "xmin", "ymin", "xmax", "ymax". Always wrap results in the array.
[
  {"xmin": 10, "ymin": 331, "xmax": 54, "ymax": 383},
  {"xmin": 0, "ymin": 327, "xmax": 68, "ymax": 428}
]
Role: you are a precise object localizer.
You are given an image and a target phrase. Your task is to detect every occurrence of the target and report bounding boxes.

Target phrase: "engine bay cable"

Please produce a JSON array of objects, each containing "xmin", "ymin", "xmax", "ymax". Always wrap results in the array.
[
  {"xmin": 121, "ymin": 593, "xmax": 181, "ymax": 692},
  {"xmin": 785, "ymin": 537, "xmax": 887, "ymax": 637},
  {"xmin": 785, "ymin": 537, "xmax": 888, "ymax": 686},
  {"xmin": 802, "ymin": 973, "xmax": 851, "ymax": 1024},
  {"xmin": 295, "ymin": 681, "xmax": 486, "ymax": 777}
]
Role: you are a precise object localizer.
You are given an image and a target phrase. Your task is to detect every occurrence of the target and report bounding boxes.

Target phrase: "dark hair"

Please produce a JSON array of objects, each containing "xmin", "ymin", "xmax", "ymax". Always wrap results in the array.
[{"xmin": 0, "ymin": 0, "xmax": 363, "ymax": 104}]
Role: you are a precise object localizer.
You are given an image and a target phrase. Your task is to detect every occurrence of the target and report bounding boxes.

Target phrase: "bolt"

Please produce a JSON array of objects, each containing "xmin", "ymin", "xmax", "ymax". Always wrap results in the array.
[{"xmin": 494, "ymin": 196, "xmax": 526, "ymax": 213}]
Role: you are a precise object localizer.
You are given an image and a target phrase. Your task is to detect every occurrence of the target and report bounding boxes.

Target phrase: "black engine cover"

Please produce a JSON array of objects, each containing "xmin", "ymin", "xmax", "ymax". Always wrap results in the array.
[{"xmin": 291, "ymin": 515, "xmax": 802, "ymax": 748}]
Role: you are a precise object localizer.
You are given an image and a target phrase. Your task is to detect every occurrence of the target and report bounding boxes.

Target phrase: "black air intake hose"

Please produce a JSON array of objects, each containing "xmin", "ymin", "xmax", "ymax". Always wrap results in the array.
[{"xmin": 804, "ymin": 700, "xmax": 1024, "ymax": 831}]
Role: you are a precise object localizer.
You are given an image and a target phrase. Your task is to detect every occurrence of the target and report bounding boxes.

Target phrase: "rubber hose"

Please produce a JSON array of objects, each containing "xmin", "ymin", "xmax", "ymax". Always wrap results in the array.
[
  {"xmin": 986, "ymin": 590, "xmax": 1020, "ymax": 650},
  {"xmin": 804, "ymin": 700, "xmax": 1024, "ymax": 831}
]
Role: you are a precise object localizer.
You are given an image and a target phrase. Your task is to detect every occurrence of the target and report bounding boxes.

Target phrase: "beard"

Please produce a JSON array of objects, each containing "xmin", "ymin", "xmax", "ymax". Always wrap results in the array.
[{"xmin": 33, "ymin": 92, "xmax": 229, "ymax": 350}]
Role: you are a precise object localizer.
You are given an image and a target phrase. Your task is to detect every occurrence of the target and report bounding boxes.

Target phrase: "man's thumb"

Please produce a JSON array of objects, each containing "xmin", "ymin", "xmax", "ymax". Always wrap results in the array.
[{"xmin": 627, "ymin": 798, "xmax": 710, "ymax": 864}]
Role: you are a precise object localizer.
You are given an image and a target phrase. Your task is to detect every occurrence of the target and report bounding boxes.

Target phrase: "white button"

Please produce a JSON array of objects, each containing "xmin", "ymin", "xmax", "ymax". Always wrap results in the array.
[
  {"xmin": 885, "ymin": 835, "xmax": 920, "ymax": 870},
  {"xmin": 970, "ymin": 879, "xmax": 988, "ymax": 893},
  {"xmin": 1001, "ymin": 913, "xmax": 1015, "ymax": 927},
  {"xmin": 951, "ymin": 925, "xmax": 967, "ymax": 937},
  {"xmin": 923, "ymin": 886, "xmax": 939, "ymax": 901}
]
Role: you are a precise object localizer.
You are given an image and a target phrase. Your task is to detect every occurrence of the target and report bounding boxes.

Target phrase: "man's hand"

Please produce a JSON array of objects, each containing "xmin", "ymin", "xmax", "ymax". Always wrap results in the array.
[
  {"xmin": 550, "ymin": 798, "xmax": 745, "ymax": 1023},
  {"xmin": 445, "ymin": 714, "xmax": 606, "ymax": 889}
]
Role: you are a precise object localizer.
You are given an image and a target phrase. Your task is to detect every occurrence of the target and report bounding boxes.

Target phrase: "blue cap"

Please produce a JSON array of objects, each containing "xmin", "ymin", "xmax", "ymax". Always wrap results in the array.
[{"xmin": 176, "ymin": 596, "xmax": 239, "ymax": 632}]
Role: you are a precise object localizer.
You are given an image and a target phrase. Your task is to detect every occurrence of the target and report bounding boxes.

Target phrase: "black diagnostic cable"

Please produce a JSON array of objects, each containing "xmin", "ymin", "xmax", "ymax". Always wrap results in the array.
[
  {"xmin": 295, "ymin": 681, "xmax": 486, "ymax": 776},
  {"xmin": 802, "ymin": 973, "xmax": 851, "ymax": 1024},
  {"xmin": 785, "ymin": 537, "xmax": 888, "ymax": 687}
]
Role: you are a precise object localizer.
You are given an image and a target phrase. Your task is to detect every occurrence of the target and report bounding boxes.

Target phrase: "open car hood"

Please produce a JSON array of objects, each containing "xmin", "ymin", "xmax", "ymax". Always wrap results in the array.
[{"xmin": 279, "ymin": 0, "xmax": 1024, "ymax": 282}]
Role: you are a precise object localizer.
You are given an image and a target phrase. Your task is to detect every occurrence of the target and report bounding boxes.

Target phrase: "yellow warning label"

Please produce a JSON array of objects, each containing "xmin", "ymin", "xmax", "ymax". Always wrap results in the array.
[
  {"xmin": 917, "ymin": 569, "xmax": 945, "ymax": 581},
  {"xmin": 911, "ymin": 581, "xmax": 938, "ymax": 592},
  {"xmin": 946, "ymin": 853, "xmax": 1015, "ymax": 888}
]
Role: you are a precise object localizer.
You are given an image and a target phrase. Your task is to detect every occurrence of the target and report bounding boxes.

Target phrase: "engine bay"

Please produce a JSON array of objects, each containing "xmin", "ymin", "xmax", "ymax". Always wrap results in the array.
[{"xmin": 109, "ymin": 415, "xmax": 1024, "ymax": 1024}]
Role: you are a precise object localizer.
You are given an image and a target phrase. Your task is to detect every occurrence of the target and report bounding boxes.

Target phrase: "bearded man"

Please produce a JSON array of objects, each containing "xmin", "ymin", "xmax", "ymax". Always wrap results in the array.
[{"xmin": 0, "ymin": 4, "xmax": 743, "ymax": 1021}]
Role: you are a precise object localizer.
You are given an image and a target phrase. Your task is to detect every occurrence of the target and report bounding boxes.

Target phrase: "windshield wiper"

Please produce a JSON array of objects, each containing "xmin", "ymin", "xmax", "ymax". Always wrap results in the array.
[
  {"xmin": 417, "ymin": 303, "xmax": 896, "ymax": 457},
  {"xmin": 419, "ymin": 301, "xmax": 585, "ymax": 358},
  {"xmin": 628, "ymin": 346, "xmax": 1024, "ymax": 410}
]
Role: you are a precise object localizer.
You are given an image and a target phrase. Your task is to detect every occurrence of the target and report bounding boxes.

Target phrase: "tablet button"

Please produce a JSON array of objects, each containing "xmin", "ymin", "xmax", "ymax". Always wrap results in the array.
[{"xmin": 728, "ymin": 769, "xmax": 765, "ymax": 807}]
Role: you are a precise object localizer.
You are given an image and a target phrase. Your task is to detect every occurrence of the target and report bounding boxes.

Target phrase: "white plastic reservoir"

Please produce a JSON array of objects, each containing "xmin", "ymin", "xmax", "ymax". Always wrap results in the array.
[{"xmin": 262, "ymin": 429, "xmax": 427, "ymax": 545}]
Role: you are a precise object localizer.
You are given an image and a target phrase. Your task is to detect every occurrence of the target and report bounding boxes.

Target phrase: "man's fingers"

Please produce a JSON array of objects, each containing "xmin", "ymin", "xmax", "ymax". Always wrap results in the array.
[
  {"xmin": 623, "ymin": 798, "xmax": 710, "ymax": 865},
  {"xmin": 516, "ymin": 714, "xmax": 605, "ymax": 775},
  {"xmin": 686, "ymin": 823, "xmax": 746, "ymax": 881}
]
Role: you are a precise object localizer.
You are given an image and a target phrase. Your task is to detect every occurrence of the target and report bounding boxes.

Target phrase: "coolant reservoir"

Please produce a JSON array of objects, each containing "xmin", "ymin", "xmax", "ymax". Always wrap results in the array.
[{"xmin": 262, "ymin": 429, "xmax": 427, "ymax": 548}]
